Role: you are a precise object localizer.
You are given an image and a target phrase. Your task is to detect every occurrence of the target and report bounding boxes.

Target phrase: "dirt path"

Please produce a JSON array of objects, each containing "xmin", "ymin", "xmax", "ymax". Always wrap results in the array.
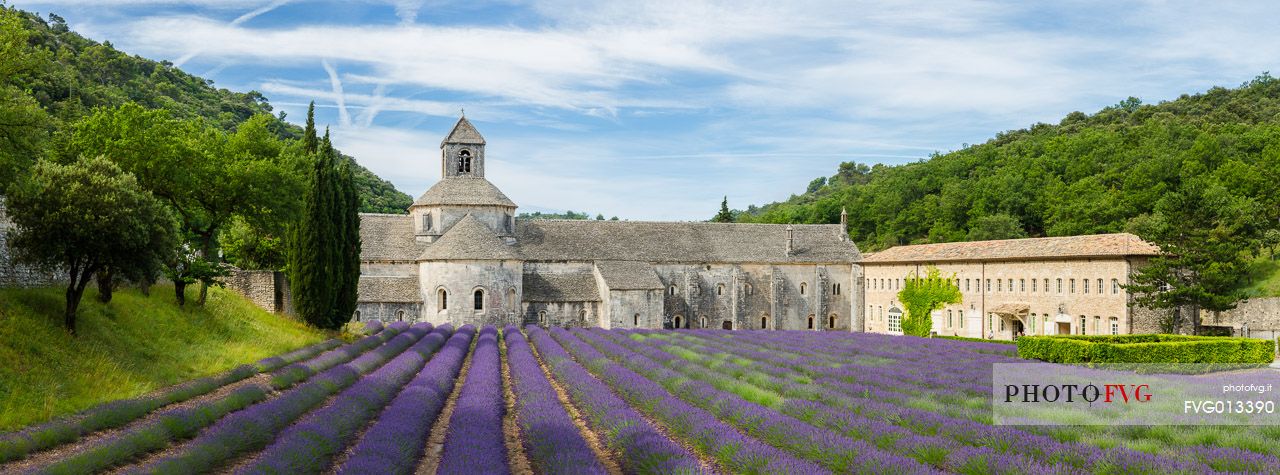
[
  {"xmin": 0, "ymin": 373, "xmax": 274, "ymax": 474},
  {"xmin": 501, "ymin": 340, "xmax": 535, "ymax": 475},
  {"xmin": 526, "ymin": 334, "xmax": 626, "ymax": 475},
  {"xmin": 414, "ymin": 333, "xmax": 476, "ymax": 475}
]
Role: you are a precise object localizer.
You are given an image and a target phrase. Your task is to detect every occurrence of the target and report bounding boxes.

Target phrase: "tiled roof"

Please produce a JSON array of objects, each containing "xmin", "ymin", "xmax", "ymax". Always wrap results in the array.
[
  {"xmin": 359, "ymin": 213, "xmax": 424, "ymax": 261},
  {"xmin": 862, "ymin": 233, "xmax": 1159, "ymax": 264},
  {"xmin": 358, "ymin": 275, "xmax": 420, "ymax": 302},
  {"xmin": 515, "ymin": 220, "xmax": 859, "ymax": 264},
  {"xmin": 418, "ymin": 214, "xmax": 521, "ymax": 261},
  {"xmin": 522, "ymin": 272, "xmax": 600, "ymax": 302},
  {"xmin": 412, "ymin": 177, "xmax": 516, "ymax": 207},
  {"xmin": 594, "ymin": 260, "xmax": 664, "ymax": 290},
  {"xmin": 440, "ymin": 117, "xmax": 485, "ymax": 146}
]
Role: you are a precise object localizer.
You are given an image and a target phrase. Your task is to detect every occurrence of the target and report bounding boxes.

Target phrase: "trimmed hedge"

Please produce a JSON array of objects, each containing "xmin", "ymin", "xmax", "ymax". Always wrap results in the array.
[
  {"xmin": 934, "ymin": 335, "xmax": 1017, "ymax": 345},
  {"xmin": 1017, "ymin": 334, "xmax": 1275, "ymax": 366}
]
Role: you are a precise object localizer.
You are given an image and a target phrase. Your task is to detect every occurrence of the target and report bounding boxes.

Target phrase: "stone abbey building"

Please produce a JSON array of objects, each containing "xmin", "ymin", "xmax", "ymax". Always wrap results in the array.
[{"xmin": 356, "ymin": 117, "xmax": 862, "ymax": 330}]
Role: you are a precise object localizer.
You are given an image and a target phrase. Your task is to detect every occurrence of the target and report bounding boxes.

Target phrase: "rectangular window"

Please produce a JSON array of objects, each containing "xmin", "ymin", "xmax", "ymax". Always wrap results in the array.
[
  {"xmin": 986, "ymin": 279, "xmax": 991, "ymax": 292},
  {"xmin": 1079, "ymin": 316, "xmax": 1086, "ymax": 334},
  {"xmin": 997, "ymin": 279, "xmax": 1002, "ymax": 292},
  {"xmin": 1044, "ymin": 278, "xmax": 1049, "ymax": 293},
  {"xmin": 1032, "ymin": 279, "xmax": 1037, "ymax": 292},
  {"xmin": 1097, "ymin": 279, "xmax": 1103, "ymax": 295},
  {"xmin": 947, "ymin": 310, "xmax": 953, "ymax": 328},
  {"xmin": 1113, "ymin": 279, "xmax": 1119, "ymax": 294},
  {"xmin": 1083, "ymin": 278, "xmax": 1089, "ymax": 294},
  {"xmin": 1070, "ymin": 279, "xmax": 1076, "ymax": 293},
  {"xmin": 1057, "ymin": 278, "xmax": 1062, "ymax": 293},
  {"xmin": 1111, "ymin": 318, "xmax": 1119, "ymax": 335},
  {"xmin": 965, "ymin": 279, "xmax": 970, "ymax": 291},
  {"xmin": 1093, "ymin": 315, "xmax": 1100, "ymax": 333},
  {"xmin": 888, "ymin": 312, "xmax": 901, "ymax": 333}
]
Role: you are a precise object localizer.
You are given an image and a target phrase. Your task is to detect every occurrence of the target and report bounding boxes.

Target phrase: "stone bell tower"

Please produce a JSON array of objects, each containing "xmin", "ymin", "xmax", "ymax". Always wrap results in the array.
[{"xmin": 441, "ymin": 116, "xmax": 486, "ymax": 179}]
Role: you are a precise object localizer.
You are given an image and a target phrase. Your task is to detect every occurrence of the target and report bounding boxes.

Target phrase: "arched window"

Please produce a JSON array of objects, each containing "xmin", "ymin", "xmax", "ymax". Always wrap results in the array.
[
  {"xmin": 828, "ymin": 314, "xmax": 836, "ymax": 329},
  {"xmin": 538, "ymin": 311, "xmax": 546, "ymax": 324},
  {"xmin": 474, "ymin": 289, "xmax": 484, "ymax": 311},
  {"xmin": 807, "ymin": 314, "xmax": 815, "ymax": 330},
  {"xmin": 761, "ymin": 315, "xmax": 769, "ymax": 329},
  {"xmin": 458, "ymin": 150, "xmax": 472, "ymax": 173},
  {"xmin": 745, "ymin": 283, "xmax": 753, "ymax": 295},
  {"xmin": 700, "ymin": 316, "xmax": 707, "ymax": 328},
  {"xmin": 396, "ymin": 310, "xmax": 405, "ymax": 322},
  {"xmin": 887, "ymin": 307, "xmax": 902, "ymax": 333},
  {"xmin": 633, "ymin": 313, "xmax": 639, "ymax": 327},
  {"xmin": 1110, "ymin": 317, "xmax": 1119, "ymax": 335},
  {"xmin": 508, "ymin": 288, "xmax": 517, "ymax": 308},
  {"xmin": 354, "ymin": 310, "xmax": 361, "ymax": 322},
  {"xmin": 717, "ymin": 284, "xmax": 724, "ymax": 296},
  {"xmin": 800, "ymin": 283, "xmax": 807, "ymax": 295},
  {"xmin": 669, "ymin": 285, "xmax": 677, "ymax": 296},
  {"xmin": 438, "ymin": 288, "xmax": 448, "ymax": 310},
  {"xmin": 1094, "ymin": 315, "xmax": 1100, "ymax": 333},
  {"xmin": 1030, "ymin": 313, "xmax": 1037, "ymax": 333},
  {"xmin": 832, "ymin": 283, "xmax": 840, "ymax": 295},
  {"xmin": 579, "ymin": 309, "xmax": 587, "ymax": 320}
]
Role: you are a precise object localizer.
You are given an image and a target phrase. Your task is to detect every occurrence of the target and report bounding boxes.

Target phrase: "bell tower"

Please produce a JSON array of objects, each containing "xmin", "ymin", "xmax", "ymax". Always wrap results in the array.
[{"xmin": 440, "ymin": 116, "xmax": 485, "ymax": 179}]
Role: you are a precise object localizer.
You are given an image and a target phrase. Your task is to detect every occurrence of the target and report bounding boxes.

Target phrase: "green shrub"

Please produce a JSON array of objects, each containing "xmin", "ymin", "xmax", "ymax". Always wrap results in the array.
[
  {"xmin": 933, "ymin": 335, "xmax": 1017, "ymax": 345},
  {"xmin": 1017, "ymin": 334, "xmax": 1275, "ymax": 368}
]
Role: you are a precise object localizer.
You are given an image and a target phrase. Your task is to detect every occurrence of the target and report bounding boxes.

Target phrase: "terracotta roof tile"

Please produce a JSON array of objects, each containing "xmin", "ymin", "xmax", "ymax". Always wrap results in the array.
[{"xmin": 862, "ymin": 233, "xmax": 1159, "ymax": 263}]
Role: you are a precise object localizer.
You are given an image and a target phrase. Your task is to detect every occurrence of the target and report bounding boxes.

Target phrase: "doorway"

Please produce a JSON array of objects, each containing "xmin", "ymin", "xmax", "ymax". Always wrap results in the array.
[
  {"xmin": 1012, "ymin": 319, "xmax": 1024, "ymax": 337},
  {"xmin": 1056, "ymin": 322, "xmax": 1070, "ymax": 335},
  {"xmin": 674, "ymin": 316, "xmax": 683, "ymax": 329},
  {"xmin": 721, "ymin": 320, "xmax": 732, "ymax": 330}
]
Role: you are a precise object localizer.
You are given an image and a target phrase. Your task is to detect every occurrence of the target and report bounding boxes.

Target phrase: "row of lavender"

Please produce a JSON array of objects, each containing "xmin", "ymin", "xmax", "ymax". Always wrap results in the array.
[
  {"xmin": 638, "ymin": 330, "xmax": 1279, "ymax": 474},
  {"xmin": 19, "ymin": 322, "xmax": 411, "ymax": 474},
  {"xmin": 0, "ymin": 337, "xmax": 344, "ymax": 464}
]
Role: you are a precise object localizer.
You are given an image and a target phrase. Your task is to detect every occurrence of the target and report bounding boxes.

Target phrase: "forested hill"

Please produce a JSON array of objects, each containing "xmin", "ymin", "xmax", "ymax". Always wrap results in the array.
[
  {"xmin": 2, "ymin": 8, "xmax": 412, "ymax": 213},
  {"xmin": 737, "ymin": 75, "xmax": 1280, "ymax": 252}
]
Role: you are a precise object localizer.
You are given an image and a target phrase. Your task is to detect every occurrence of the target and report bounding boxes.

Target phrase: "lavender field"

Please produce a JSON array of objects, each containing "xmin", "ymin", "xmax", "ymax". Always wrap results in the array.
[{"xmin": 2, "ymin": 323, "xmax": 1279, "ymax": 474}]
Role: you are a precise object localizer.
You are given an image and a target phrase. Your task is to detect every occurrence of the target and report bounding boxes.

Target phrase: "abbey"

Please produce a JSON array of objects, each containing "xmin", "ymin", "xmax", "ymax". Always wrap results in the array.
[{"xmin": 355, "ymin": 117, "xmax": 863, "ymax": 330}]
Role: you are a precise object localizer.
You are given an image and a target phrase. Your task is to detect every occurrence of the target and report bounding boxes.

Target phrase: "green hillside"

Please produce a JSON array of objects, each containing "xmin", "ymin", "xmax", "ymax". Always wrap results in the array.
[
  {"xmin": 739, "ymin": 75, "xmax": 1280, "ymax": 254},
  {"xmin": 2, "ymin": 7, "xmax": 411, "ymax": 213},
  {"xmin": 0, "ymin": 284, "xmax": 326, "ymax": 430}
]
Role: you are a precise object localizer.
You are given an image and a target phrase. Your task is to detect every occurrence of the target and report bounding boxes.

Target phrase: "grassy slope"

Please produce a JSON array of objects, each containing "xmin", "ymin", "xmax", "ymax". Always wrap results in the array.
[{"xmin": 0, "ymin": 284, "xmax": 326, "ymax": 430}]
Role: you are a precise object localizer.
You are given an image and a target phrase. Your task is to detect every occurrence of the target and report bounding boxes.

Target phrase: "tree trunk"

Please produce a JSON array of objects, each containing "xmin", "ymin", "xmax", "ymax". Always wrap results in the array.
[
  {"xmin": 64, "ymin": 284, "xmax": 80, "ymax": 334},
  {"xmin": 175, "ymin": 280, "xmax": 187, "ymax": 306},
  {"xmin": 95, "ymin": 268, "xmax": 113, "ymax": 303},
  {"xmin": 139, "ymin": 276, "xmax": 151, "ymax": 297},
  {"xmin": 1191, "ymin": 303, "xmax": 1201, "ymax": 335},
  {"xmin": 197, "ymin": 232, "xmax": 216, "ymax": 306}
]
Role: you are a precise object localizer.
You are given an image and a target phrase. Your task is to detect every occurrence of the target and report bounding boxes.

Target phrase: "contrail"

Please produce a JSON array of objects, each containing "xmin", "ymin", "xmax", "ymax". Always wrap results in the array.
[
  {"xmin": 322, "ymin": 59, "xmax": 352, "ymax": 127},
  {"xmin": 175, "ymin": 0, "xmax": 291, "ymax": 68}
]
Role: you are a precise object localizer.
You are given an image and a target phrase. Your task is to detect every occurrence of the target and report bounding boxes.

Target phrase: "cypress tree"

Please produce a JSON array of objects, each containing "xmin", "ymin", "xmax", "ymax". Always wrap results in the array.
[
  {"xmin": 333, "ymin": 156, "xmax": 361, "ymax": 328},
  {"xmin": 303, "ymin": 101, "xmax": 318, "ymax": 155},
  {"xmin": 289, "ymin": 127, "xmax": 340, "ymax": 328}
]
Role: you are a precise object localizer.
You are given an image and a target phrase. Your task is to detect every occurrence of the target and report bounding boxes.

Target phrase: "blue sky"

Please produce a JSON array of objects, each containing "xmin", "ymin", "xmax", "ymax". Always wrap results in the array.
[{"xmin": 11, "ymin": 1, "xmax": 1280, "ymax": 220}]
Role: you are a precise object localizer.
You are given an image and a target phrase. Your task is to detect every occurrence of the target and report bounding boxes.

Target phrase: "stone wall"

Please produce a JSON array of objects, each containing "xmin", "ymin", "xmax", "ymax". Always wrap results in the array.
[
  {"xmin": 1205, "ymin": 297, "xmax": 1280, "ymax": 335},
  {"xmin": 222, "ymin": 268, "xmax": 294, "ymax": 315},
  {"xmin": 0, "ymin": 199, "xmax": 64, "ymax": 288}
]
